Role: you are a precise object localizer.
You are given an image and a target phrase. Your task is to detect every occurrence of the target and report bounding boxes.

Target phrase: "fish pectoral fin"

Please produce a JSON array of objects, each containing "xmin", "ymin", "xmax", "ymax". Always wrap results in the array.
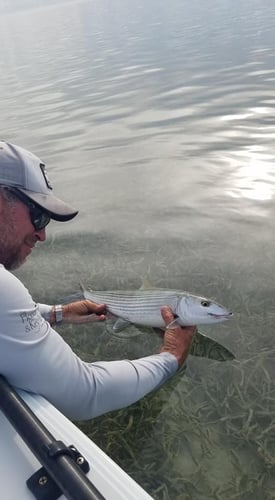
[
  {"xmin": 113, "ymin": 318, "xmax": 132, "ymax": 332},
  {"xmin": 105, "ymin": 321, "xmax": 146, "ymax": 339}
]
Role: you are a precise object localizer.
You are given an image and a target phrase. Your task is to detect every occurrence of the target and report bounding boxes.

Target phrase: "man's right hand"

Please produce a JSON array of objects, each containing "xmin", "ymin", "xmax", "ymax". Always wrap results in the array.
[{"xmin": 160, "ymin": 306, "xmax": 196, "ymax": 368}]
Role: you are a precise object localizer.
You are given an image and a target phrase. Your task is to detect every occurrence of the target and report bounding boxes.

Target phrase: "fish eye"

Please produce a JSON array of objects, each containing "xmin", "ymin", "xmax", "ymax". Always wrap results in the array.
[{"xmin": 201, "ymin": 300, "xmax": 211, "ymax": 307}]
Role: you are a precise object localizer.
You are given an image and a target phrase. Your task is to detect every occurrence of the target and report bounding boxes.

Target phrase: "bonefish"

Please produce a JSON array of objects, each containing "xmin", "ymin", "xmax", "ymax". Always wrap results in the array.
[{"xmin": 83, "ymin": 287, "xmax": 233, "ymax": 331}]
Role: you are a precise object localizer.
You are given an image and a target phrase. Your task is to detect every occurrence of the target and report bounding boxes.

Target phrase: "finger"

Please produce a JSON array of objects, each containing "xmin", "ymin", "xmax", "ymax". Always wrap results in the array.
[
  {"xmin": 161, "ymin": 306, "xmax": 175, "ymax": 325},
  {"xmin": 86, "ymin": 314, "xmax": 106, "ymax": 322},
  {"xmin": 94, "ymin": 305, "xmax": 107, "ymax": 315},
  {"xmin": 161, "ymin": 307, "xmax": 196, "ymax": 335},
  {"xmin": 85, "ymin": 301, "xmax": 107, "ymax": 314},
  {"xmin": 72, "ymin": 313, "xmax": 106, "ymax": 324}
]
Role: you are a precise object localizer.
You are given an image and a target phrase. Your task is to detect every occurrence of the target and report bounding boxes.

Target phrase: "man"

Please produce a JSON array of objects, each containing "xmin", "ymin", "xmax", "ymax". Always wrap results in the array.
[{"xmin": 0, "ymin": 141, "xmax": 195, "ymax": 420}]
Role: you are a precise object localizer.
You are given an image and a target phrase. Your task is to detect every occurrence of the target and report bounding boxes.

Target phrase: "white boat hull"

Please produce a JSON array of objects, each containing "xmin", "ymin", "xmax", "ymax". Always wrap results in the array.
[{"xmin": 0, "ymin": 389, "xmax": 153, "ymax": 500}]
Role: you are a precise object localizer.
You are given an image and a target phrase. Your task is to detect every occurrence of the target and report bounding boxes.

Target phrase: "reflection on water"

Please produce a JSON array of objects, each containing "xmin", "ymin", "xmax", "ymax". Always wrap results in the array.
[
  {"xmin": 2, "ymin": 0, "xmax": 275, "ymax": 498},
  {"xmin": 227, "ymin": 151, "xmax": 274, "ymax": 201}
]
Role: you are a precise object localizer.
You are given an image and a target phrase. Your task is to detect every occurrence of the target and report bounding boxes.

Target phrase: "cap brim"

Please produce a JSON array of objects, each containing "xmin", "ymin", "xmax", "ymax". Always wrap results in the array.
[{"xmin": 18, "ymin": 188, "xmax": 78, "ymax": 222}]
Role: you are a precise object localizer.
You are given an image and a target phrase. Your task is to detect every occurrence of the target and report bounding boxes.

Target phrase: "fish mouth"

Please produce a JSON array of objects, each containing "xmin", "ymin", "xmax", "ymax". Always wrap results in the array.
[{"xmin": 208, "ymin": 312, "xmax": 233, "ymax": 320}]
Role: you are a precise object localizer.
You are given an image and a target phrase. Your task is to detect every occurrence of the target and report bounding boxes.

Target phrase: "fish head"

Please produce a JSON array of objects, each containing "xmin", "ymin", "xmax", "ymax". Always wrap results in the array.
[{"xmin": 177, "ymin": 295, "xmax": 233, "ymax": 326}]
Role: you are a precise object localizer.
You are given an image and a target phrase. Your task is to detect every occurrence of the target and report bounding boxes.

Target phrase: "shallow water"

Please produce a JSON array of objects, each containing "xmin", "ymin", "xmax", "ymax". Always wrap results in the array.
[{"xmin": 1, "ymin": 0, "xmax": 275, "ymax": 498}]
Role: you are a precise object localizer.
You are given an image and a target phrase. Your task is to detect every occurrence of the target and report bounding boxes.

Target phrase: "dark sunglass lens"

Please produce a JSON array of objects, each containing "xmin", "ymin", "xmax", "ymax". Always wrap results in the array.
[
  {"xmin": 9, "ymin": 188, "xmax": 51, "ymax": 231},
  {"xmin": 29, "ymin": 208, "xmax": 51, "ymax": 231}
]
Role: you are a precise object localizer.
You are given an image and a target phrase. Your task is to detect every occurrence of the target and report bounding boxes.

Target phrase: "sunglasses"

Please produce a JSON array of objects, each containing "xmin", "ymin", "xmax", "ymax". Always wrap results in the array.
[{"xmin": 8, "ymin": 188, "xmax": 51, "ymax": 231}]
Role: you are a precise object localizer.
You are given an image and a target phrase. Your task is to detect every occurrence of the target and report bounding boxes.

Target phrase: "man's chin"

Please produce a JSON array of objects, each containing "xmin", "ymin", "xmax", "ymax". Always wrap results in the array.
[{"xmin": 7, "ymin": 255, "xmax": 27, "ymax": 271}]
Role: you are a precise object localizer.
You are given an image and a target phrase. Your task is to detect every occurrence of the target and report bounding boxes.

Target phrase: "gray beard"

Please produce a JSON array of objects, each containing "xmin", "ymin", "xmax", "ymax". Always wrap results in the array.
[
  {"xmin": 0, "ymin": 245, "xmax": 23, "ymax": 270},
  {"xmin": 0, "ymin": 227, "xmax": 24, "ymax": 270},
  {"xmin": 0, "ymin": 198, "xmax": 26, "ymax": 270}
]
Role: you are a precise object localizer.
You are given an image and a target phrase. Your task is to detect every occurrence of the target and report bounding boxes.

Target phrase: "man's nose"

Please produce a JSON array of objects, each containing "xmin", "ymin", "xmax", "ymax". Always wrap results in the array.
[{"xmin": 35, "ymin": 228, "xmax": 46, "ymax": 242}]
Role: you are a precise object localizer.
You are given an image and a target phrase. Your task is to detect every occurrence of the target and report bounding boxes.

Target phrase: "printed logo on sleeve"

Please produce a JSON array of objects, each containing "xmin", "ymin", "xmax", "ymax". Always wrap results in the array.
[{"xmin": 20, "ymin": 308, "xmax": 46, "ymax": 334}]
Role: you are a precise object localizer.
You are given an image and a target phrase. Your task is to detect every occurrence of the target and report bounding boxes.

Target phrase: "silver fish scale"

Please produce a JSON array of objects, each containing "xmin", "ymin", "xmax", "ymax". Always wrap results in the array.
[{"xmin": 85, "ymin": 289, "xmax": 181, "ymax": 323}]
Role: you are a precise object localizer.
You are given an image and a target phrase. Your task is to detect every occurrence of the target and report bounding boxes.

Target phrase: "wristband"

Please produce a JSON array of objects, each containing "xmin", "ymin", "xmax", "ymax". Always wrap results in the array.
[{"xmin": 54, "ymin": 305, "xmax": 63, "ymax": 324}]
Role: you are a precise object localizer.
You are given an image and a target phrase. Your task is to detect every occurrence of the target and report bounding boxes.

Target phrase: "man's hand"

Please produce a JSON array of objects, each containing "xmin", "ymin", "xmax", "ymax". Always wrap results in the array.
[
  {"xmin": 160, "ymin": 306, "xmax": 196, "ymax": 368},
  {"xmin": 53, "ymin": 300, "xmax": 106, "ymax": 325}
]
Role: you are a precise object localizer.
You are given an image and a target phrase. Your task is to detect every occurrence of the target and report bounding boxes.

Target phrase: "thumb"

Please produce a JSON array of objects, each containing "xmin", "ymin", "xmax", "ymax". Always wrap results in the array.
[{"xmin": 161, "ymin": 306, "xmax": 175, "ymax": 325}]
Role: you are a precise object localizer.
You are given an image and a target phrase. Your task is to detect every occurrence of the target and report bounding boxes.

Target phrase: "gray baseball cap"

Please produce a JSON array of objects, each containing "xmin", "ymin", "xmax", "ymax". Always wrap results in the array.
[{"xmin": 0, "ymin": 141, "xmax": 78, "ymax": 221}]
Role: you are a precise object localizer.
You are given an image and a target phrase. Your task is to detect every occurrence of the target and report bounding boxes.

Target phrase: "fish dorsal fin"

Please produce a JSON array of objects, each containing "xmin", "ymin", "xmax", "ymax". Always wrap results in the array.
[
  {"xmin": 140, "ymin": 277, "xmax": 156, "ymax": 290},
  {"xmin": 80, "ymin": 281, "xmax": 94, "ymax": 296},
  {"xmin": 80, "ymin": 282, "xmax": 94, "ymax": 301}
]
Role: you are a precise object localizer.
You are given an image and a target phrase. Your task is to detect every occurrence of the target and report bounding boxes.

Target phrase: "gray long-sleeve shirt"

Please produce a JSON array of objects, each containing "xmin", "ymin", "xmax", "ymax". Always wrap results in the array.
[{"xmin": 0, "ymin": 264, "xmax": 178, "ymax": 420}]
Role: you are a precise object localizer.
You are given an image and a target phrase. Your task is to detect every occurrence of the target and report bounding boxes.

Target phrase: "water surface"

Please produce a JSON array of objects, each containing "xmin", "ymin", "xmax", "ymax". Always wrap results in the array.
[{"xmin": 1, "ymin": 1, "xmax": 275, "ymax": 498}]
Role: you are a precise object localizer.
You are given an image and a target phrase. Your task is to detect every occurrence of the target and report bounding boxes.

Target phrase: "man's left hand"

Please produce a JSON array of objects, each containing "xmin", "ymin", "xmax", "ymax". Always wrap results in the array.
[{"xmin": 55, "ymin": 301, "xmax": 107, "ymax": 324}]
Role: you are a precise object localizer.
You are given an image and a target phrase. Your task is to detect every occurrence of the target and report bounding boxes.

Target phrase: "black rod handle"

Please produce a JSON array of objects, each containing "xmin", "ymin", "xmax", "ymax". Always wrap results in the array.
[{"xmin": 0, "ymin": 375, "xmax": 105, "ymax": 500}]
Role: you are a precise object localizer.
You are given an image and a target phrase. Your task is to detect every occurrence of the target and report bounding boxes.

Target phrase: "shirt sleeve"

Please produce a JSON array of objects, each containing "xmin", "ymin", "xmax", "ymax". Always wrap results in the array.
[
  {"xmin": 0, "ymin": 267, "xmax": 178, "ymax": 420},
  {"xmin": 37, "ymin": 303, "xmax": 53, "ymax": 321}
]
